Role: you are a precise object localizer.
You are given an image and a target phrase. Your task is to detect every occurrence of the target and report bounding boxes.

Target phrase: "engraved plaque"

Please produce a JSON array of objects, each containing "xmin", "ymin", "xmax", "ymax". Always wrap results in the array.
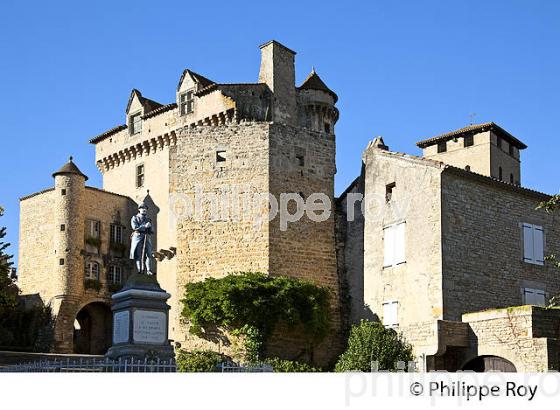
[
  {"xmin": 133, "ymin": 310, "xmax": 166, "ymax": 344},
  {"xmin": 113, "ymin": 311, "xmax": 130, "ymax": 344}
]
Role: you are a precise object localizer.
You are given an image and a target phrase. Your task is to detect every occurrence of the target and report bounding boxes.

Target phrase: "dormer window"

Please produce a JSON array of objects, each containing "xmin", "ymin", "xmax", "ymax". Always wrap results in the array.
[
  {"xmin": 130, "ymin": 112, "xmax": 142, "ymax": 135},
  {"xmin": 180, "ymin": 90, "xmax": 195, "ymax": 115}
]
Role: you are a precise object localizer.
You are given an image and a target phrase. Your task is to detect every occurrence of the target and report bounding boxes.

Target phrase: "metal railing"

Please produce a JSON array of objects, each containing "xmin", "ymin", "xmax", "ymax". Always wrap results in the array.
[
  {"xmin": 219, "ymin": 362, "xmax": 274, "ymax": 373},
  {"xmin": 0, "ymin": 356, "xmax": 177, "ymax": 373}
]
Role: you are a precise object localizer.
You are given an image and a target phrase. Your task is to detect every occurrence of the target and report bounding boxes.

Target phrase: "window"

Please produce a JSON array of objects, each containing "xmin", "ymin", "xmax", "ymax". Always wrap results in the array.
[
  {"xmin": 523, "ymin": 223, "xmax": 545, "ymax": 265},
  {"xmin": 510, "ymin": 174, "xmax": 514, "ymax": 184},
  {"xmin": 86, "ymin": 220, "xmax": 100, "ymax": 238},
  {"xmin": 59, "ymin": 258, "xmax": 65, "ymax": 266},
  {"xmin": 216, "ymin": 150, "xmax": 227, "ymax": 163},
  {"xmin": 464, "ymin": 135, "xmax": 474, "ymax": 147},
  {"xmin": 522, "ymin": 288, "xmax": 546, "ymax": 307},
  {"xmin": 180, "ymin": 90, "xmax": 195, "ymax": 115},
  {"xmin": 383, "ymin": 221, "xmax": 406, "ymax": 267},
  {"xmin": 136, "ymin": 164, "xmax": 145, "ymax": 188},
  {"xmin": 85, "ymin": 262, "xmax": 100, "ymax": 280},
  {"xmin": 295, "ymin": 147, "xmax": 306, "ymax": 167},
  {"xmin": 324, "ymin": 123, "xmax": 331, "ymax": 133},
  {"xmin": 60, "ymin": 224, "xmax": 66, "ymax": 232},
  {"xmin": 385, "ymin": 182, "xmax": 396, "ymax": 203},
  {"xmin": 499, "ymin": 167, "xmax": 503, "ymax": 181},
  {"xmin": 382, "ymin": 301, "xmax": 399, "ymax": 327},
  {"xmin": 465, "ymin": 165, "xmax": 471, "ymax": 172},
  {"xmin": 61, "ymin": 189, "xmax": 66, "ymax": 196},
  {"xmin": 130, "ymin": 112, "xmax": 142, "ymax": 135},
  {"xmin": 497, "ymin": 136, "xmax": 502, "ymax": 149},
  {"xmin": 108, "ymin": 266, "xmax": 123, "ymax": 284},
  {"xmin": 110, "ymin": 224, "xmax": 123, "ymax": 244},
  {"xmin": 437, "ymin": 141, "xmax": 447, "ymax": 153}
]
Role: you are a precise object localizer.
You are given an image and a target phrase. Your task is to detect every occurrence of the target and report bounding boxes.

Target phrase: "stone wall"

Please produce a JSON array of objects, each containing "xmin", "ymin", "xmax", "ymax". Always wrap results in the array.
[
  {"xmin": 441, "ymin": 169, "xmax": 559, "ymax": 321},
  {"xmin": 361, "ymin": 148, "xmax": 445, "ymax": 360},
  {"xmin": 462, "ymin": 306, "xmax": 560, "ymax": 372}
]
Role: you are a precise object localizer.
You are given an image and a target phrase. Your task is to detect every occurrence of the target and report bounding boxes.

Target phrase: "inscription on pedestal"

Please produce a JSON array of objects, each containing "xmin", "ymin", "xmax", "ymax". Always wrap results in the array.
[
  {"xmin": 133, "ymin": 310, "xmax": 167, "ymax": 344},
  {"xmin": 113, "ymin": 311, "xmax": 130, "ymax": 344}
]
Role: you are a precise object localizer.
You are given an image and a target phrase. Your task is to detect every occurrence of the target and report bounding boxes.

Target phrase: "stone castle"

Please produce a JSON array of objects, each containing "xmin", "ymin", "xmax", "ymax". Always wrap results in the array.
[{"xmin": 17, "ymin": 41, "xmax": 560, "ymax": 371}]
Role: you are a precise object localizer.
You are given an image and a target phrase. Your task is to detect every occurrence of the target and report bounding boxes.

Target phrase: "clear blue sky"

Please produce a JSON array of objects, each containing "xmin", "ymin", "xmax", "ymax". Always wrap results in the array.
[{"xmin": 1, "ymin": 0, "xmax": 559, "ymax": 265}]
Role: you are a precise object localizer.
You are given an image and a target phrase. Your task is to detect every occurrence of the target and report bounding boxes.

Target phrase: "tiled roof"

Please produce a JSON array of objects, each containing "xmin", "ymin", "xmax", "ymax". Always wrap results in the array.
[
  {"xmin": 177, "ymin": 69, "xmax": 215, "ymax": 92},
  {"xmin": 85, "ymin": 186, "xmax": 133, "ymax": 200},
  {"xmin": 373, "ymin": 149, "xmax": 549, "ymax": 200},
  {"xmin": 20, "ymin": 187, "xmax": 55, "ymax": 201},
  {"xmin": 416, "ymin": 122, "xmax": 528, "ymax": 149},
  {"xmin": 52, "ymin": 157, "xmax": 88, "ymax": 181},
  {"xmin": 89, "ymin": 124, "xmax": 127, "ymax": 144},
  {"xmin": 297, "ymin": 69, "xmax": 338, "ymax": 102},
  {"xmin": 142, "ymin": 103, "xmax": 177, "ymax": 119}
]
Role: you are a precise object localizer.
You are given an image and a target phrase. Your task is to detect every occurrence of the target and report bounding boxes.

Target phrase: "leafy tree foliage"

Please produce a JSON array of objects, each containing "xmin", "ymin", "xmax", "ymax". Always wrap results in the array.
[
  {"xmin": 335, "ymin": 320, "xmax": 414, "ymax": 372},
  {"xmin": 181, "ymin": 272, "xmax": 331, "ymax": 358},
  {"xmin": 0, "ymin": 206, "xmax": 18, "ymax": 320},
  {"xmin": 262, "ymin": 357, "xmax": 321, "ymax": 373}
]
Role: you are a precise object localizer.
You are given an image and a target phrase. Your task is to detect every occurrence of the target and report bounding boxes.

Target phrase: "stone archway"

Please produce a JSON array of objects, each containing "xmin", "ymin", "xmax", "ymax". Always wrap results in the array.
[
  {"xmin": 462, "ymin": 355, "xmax": 517, "ymax": 373},
  {"xmin": 73, "ymin": 302, "xmax": 112, "ymax": 355}
]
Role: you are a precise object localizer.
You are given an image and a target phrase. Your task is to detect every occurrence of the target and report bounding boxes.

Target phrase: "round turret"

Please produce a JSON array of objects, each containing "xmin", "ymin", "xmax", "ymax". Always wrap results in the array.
[
  {"xmin": 297, "ymin": 68, "xmax": 339, "ymax": 133},
  {"xmin": 53, "ymin": 156, "xmax": 87, "ymax": 296}
]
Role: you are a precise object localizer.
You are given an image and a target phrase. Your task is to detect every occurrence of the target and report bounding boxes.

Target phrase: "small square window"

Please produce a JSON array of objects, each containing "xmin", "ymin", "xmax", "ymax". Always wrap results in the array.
[
  {"xmin": 59, "ymin": 258, "xmax": 65, "ymax": 266},
  {"xmin": 437, "ymin": 141, "xmax": 447, "ymax": 153},
  {"xmin": 136, "ymin": 164, "xmax": 145, "ymax": 188},
  {"xmin": 216, "ymin": 150, "xmax": 227, "ymax": 163},
  {"xmin": 386, "ymin": 182, "xmax": 396, "ymax": 202},
  {"xmin": 464, "ymin": 135, "xmax": 474, "ymax": 147},
  {"xmin": 60, "ymin": 224, "xmax": 66, "ymax": 232},
  {"xmin": 61, "ymin": 189, "xmax": 66, "ymax": 196},
  {"xmin": 130, "ymin": 113, "xmax": 142, "ymax": 135}
]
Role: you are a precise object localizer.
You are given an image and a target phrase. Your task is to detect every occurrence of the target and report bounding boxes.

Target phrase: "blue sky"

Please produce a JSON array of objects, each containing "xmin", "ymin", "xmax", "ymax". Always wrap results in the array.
[{"xmin": 1, "ymin": 0, "xmax": 559, "ymax": 264}]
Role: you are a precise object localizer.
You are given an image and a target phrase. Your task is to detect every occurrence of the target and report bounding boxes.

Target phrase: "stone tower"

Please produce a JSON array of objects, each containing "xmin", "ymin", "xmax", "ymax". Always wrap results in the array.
[
  {"xmin": 51, "ymin": 157, "xmax": 88, "ymax": 351},
  {"xmin": 417, "ymin": 122, "xmax": 527, "ymax": 185}
]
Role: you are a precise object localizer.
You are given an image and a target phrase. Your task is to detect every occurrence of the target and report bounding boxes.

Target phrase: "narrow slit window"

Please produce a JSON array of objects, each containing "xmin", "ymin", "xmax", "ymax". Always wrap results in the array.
[
  {"xmin": 386, "ymin": 182, "xmax": 396, "ymax": 202},
  {"xmin": 324, "ymin": 123, "xmax": 331, "ymax": 133},
  {"xmin": 136, "ymin": 164, "xmax": 145, "ymax": 188}
]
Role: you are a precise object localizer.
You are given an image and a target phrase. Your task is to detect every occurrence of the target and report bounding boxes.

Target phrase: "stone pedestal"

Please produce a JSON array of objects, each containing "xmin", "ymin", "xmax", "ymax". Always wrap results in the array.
[{"xmin": 106, "ymin": 274, "xmax": 174, "ymax": 360}]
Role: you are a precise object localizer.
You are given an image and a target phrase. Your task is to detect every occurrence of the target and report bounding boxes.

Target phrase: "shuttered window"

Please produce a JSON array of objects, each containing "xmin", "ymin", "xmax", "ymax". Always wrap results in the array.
[
  {"xmin": 522, "ymin": 223, "xmax": 545, "ymax": 265},
  {"xmin": 383, "ymin": 221, "xmax": 406, "ymax": 267},
  {"xmin": 523, "ymin": 288, "xmax": 546, "ymax": 307},
  {"xmin": 382, "ymin": 301, "xmax": 399, "ymax": 327}
]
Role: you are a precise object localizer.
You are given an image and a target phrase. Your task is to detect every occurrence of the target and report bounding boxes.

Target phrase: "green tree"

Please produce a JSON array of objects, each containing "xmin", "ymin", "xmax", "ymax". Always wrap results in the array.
[
  {"xmin": 0, "ymin": 206, "xmax": 18, "ymax": 318},
  {"xmin": 335, "ymin": 320, "xmax": 414, "ymax": 372}
]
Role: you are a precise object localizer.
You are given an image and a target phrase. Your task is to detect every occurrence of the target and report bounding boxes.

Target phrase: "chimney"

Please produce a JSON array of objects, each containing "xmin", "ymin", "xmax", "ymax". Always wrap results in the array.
[{"xmin": 258, "ymin": 40, "xmax": 297, "ymax": 125}]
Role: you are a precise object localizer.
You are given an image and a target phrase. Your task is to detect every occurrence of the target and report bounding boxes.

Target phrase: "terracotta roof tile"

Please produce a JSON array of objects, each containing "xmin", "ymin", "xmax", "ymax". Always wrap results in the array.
[{"xmin": 416, "ymin": 122, "xmax": 528, "ymax": 149}]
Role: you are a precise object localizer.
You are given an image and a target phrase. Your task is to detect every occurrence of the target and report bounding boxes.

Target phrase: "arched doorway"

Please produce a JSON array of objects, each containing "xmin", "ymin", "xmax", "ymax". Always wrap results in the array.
[
  {"xmin": 462, "ymin": 356, "xmax": 516, "ymax": 373},
  {"xmin": 73, "ymin": 302, "xmax": 112, "ymax": 355}
]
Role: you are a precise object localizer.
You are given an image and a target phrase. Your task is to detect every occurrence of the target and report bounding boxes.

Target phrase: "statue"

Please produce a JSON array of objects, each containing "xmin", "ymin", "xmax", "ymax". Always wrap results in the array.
[{"xmin": 130, "ymin": 203, "xmax": 154, "ymax": 275}]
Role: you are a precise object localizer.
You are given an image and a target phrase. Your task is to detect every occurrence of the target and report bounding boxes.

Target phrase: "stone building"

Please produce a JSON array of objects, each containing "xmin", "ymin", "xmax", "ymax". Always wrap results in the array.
[
  {"xmin": 338, "ymin": 123, "xmax": 560, "ymax": 372},
  {"xmin": 17, "ymin": 40, "xmax": 560, "ymax": 371},
  {"xmin": 18, "ymin": 40, "xmax": 342, "ymax": 366}
]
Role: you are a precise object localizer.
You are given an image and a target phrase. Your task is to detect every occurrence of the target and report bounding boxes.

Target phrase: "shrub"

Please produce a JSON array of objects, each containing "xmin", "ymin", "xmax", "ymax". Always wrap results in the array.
[
  {"xmin": 181, "ymin": 272, "xmax": 331, "ymax": 359},
  {"xmin": 176, "ymin": 350, "xmax": 229, "ymax": 372},
  {"xmin": 335, "ymin": 320, "xmax": 414, "ymax": 372},
  {"xmin": 263, "ymin": 357, "xmax": 322, "ymax": 373}
]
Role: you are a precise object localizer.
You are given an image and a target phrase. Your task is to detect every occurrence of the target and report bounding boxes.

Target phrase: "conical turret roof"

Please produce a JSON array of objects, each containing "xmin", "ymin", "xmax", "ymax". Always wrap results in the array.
[
  {"xmin": 298, "ymin": 68, "xmax": 338, "ymax": 102},
  {"xmin": 52, "ymin": 156, "xmax": 88, "ymax": 181}
]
